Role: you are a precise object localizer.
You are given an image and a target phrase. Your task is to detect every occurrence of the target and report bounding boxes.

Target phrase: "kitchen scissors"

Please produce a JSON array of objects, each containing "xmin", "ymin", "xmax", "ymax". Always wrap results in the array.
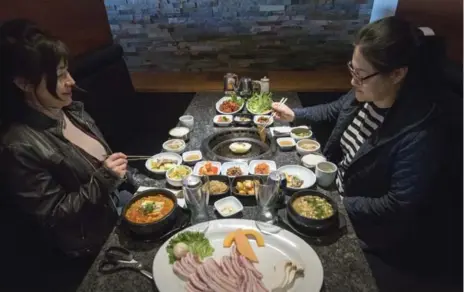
[{"xmin": 98, "ymin": 246, "xmax": 153, "ymax": 280}]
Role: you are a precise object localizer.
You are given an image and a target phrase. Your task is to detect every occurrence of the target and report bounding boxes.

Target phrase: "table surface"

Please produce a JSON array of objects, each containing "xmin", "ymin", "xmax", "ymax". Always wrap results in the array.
[{"xmin": 77, "ymin": 92, "xmax": 378, "ymax": 292}]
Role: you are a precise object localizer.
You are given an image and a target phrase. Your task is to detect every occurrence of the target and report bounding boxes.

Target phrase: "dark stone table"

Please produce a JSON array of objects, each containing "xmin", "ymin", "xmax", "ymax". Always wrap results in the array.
[{"xmin": 77, "ymin": 92, "xmax": 378, "ymax": 292}]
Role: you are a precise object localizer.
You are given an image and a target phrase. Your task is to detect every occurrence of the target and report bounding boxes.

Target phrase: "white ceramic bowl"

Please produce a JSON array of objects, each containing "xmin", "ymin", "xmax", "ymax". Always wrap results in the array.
[
  {"xmin": 214, "ymin": 196, "xmax": 244, "ymax": 217},
  {"xmin": 248, "ymin": 160, "xmax": 277, "ymax": 175},
  {"xmin": 253, "ymin": 115, "xmax": 273, "ymax": 127},
  {"xmin": 296, "ymin": 139, "xmax": 321, "ymax": 155},
  {"xmin": 221, "ymin": 161, "xmax": 249, "ymax": 177},
  {"xmin": 169, "ymin": 127, "xmax": 190, "ymax": 140},
  {"xmin": 145, "ymin": 152, "xmax": 182, "ymax": 174},
  {"xmin": 182, "ymin": 150, "xmax": 202, "ymax": 165},
  {"xmin": 276, "ymin": 137, "xmax": 296, "ymax": 150},
  {"xmin": 215, "ymin": 96, "xmax": 244, "ymax": 115},
  {"xmin": 165, "ymin": 165, "xmax": 193, "ymax": 187},
  {"xmin": 193, "ymin": 161, "xmax": 222, "ymax": 176},
  {"xmin": 301, "ymin": 153, "xmax": 326, "ymax": 169},
  {"xmin": 277, "ymin": 164, "xmax": 316, "ymax": 190},
  {"xmin": 290, "ymin": 127, "xmax": 313, "ymax": 141},
  {"xmin": 229, "ymin": 142, "xmax": 252, "ymax": 154},
  {"xmin": 162, "ymin": 139, "xmax": 186, "ymax": 153},
  {"xmin": 214, "ymin": 115, "xmax": 233, "ymax": 127}
]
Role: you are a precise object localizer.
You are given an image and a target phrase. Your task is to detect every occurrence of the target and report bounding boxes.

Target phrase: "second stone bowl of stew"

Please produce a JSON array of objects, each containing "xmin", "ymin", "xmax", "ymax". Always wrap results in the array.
[
  {"xmin": 287, "ymin": 190, "xmax": 339, "ymax": 232},
  {"xmin": 122, "ymin": 188, "xmax": 179, "ymax": 236}
]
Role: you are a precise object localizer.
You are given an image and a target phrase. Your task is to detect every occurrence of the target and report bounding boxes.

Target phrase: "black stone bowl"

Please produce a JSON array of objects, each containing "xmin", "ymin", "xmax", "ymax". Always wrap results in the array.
[
  {"xmin": 287, "ymin": 190, "xmax": 339, "ymax": 232},
  {"xmin": 233, "ymin": 114, "xmax": 253, "ymax": 127},
  {"xmin": 231, "ymin": 175, "xmax": 265, "ymax": 206},
  {"xmin": 121, "ymin": 188, "xmax": 178, "ymax": 236},
  {"xmin": 208, "ymin": 175, "xmax": 231, "ymax": 205}
]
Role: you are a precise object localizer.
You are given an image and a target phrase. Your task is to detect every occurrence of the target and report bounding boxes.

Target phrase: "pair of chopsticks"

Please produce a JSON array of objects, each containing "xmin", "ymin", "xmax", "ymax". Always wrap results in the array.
[
  {"xmin": 259, "ymin": 97, "xmax": 288, "ymax": 133},
  {"xmin": 104, "ymin": 155, "xmax": 153, "ymax": 161}
]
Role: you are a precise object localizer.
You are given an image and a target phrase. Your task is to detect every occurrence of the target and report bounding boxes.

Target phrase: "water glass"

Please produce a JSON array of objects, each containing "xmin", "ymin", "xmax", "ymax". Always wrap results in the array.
[
  {"xmin": 182, "ymin": 174, "xmax": 210, "ymax": 225},
  {"xmin": 254, "ymin": 171, "xmax": 283, "ymax": 224}
]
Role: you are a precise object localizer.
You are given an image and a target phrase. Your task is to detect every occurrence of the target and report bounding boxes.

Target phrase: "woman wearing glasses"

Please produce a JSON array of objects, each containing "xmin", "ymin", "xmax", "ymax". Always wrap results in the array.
[{"xmin": 273, "ymin": 17, "xmax": 453, "ymax": 291}]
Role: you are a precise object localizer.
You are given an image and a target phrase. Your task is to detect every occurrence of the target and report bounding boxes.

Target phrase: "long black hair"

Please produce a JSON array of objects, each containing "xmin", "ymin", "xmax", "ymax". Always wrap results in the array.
[
  {"xmin": 354, "ymin": 16, "xmax": 444, "ymax": 94},
  {"xmin": 0, "ymin": 19, "xmax": 69, "ymax": 123}
]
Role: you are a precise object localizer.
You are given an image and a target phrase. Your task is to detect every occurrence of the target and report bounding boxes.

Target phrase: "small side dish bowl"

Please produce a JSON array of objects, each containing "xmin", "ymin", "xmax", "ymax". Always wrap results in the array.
[
  {"xmin": 214, "ymin": 115, "xmax": 233, "ymax": 127},
  {"xmin": 193, "ymin": 161, "xmax": 222, "ymax": 176},
  {"xmin": 214, "ymin": 196, "xmax": 244, "ymax": 217},
  {"xmin": 231, "ymin": 175, "xmax": 264, "ymax": 206},
  {"xmin": 169, "ymin": 127, "xmax": 190, "ymax": 140},
  {"xmin": 296, "ymin": 139, "xmax": 321, "ymax": 156},
  {"xmin": 145, "ymin": 152, "xmax": 182, "ymax": 174},
  {"xmin": 165, "ymin": 165, "xmax": 192, "ymax": 187},
  {"xmin": 221, "ymin": 161, "xmax": 249, "ymax": 177},
  {"xmin": 207, "ymin": 175, "xmax": 231, "ymax": 204},
  {"xmin": 248, "ymin": 160, "xmax": 277, "ymax": 175},
  {"xmin": 290, "ymin": 127, "xmax": 312, "ymax": 141},
  {"xmin": 182, "ymin": 150, "xmax": 202, "ymax": 165},
  {"xmin": 253, "ymin": 115, "xmax": 273, "ymax": 127},
  {"xmin": 276, "ymin": 137, "xmax": 296, "ymax": 151},
  {"xmin": 234, "ymin": 114, "xmax": 253, "ymax": 126},
  {"xmin": 162, "ymin": 139, "xmax": 186, "ymax": 153}
]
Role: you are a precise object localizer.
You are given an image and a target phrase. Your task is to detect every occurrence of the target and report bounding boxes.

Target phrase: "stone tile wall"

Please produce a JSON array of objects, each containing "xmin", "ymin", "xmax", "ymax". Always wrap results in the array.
[{"xmin": 105, "ymin": 0, "xmax": 373, "ymax": 71}]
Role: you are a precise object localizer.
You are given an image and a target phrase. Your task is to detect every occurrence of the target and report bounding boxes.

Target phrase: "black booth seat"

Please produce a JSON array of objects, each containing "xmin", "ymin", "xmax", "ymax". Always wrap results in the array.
[{"xmin": 70, "ymin": 44, "xmax": 194, "ymax": 156}]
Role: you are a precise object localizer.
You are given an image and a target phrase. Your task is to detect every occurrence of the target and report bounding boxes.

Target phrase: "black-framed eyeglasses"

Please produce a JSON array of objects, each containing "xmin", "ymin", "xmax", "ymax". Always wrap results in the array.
[{"xmin": 347, "ymin": 61, "xmax": 380, "ymax": 84}]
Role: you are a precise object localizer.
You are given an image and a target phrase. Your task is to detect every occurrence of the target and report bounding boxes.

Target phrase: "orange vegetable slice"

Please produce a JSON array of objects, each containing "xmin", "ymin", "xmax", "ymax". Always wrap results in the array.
[{"xmin": 234, "ymin": 229, "xmax": 258, "ymax": 263}]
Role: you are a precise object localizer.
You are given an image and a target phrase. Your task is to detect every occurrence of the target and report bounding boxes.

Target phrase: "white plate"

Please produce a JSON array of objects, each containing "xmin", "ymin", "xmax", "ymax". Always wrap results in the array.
[
  {"xmin": 213, "ymin": 115, "xmax": 233, "ymax": 126},
  {"xmin": 152, "ymin": 219, "xmax": 324, "ymax": 292},
  {"xmin": 215, "ymin": 96, "xmax": 244, "ymax": 115},
  {"xmin": 193, "ymin": 161, "xmax": 222, "ymax": 176},
  {"xmin": 145, "ymin": 153, "xmax": 182, "ymax": 174},
  {"xmin": 246, "ymin": 99, "xmax": 273, "ymax": 115},
  {"xmin": 277, "ymin": 165, "xmax": 316, "ymax": 189},
  {"xmin": 221, "ymin": 161, "xmax": 249, "ymax": 177},
  {"xmin": 270, "ymin": 126, "xmax": 292, "ymax": 137},
  {"xmin": 248, "ymin": 160, "xmax": 277, "ymax": 175}
]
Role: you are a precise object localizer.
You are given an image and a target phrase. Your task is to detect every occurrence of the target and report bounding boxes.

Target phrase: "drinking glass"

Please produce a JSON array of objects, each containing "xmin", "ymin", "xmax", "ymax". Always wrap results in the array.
[
  {"xmin": 254, "ymin": 171, "xmax": 283, "ymax": 233},
  {"xmin": 182, "ymin": 174, "xmax": 210, "ymax": 226}
]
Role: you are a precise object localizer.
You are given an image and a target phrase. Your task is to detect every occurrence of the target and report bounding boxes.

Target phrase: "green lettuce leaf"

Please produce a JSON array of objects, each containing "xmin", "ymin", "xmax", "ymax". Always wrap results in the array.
[{"xmin": 166, "ymin": 231, "xmax": 214, "ymax": 264}]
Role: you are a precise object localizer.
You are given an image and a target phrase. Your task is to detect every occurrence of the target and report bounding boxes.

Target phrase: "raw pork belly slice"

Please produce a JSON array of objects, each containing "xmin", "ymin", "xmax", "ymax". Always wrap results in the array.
[{"xmin": 172, "ymin": 250, "xmax": 269, "ymax": 291}]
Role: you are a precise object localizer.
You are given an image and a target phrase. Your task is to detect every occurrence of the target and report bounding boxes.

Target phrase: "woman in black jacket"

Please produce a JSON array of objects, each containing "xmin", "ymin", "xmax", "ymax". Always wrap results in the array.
[
  {"xmin": 273, "ymin": 17, "xmax": 456, "ymax": 291},
  {"xmin": 0, "ymin": 19, "xmax": 152, "ymax": 291}
]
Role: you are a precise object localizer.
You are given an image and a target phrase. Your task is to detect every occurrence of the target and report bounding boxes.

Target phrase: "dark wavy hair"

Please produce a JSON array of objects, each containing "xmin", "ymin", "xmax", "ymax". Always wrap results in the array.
[
  {"xmin": 354, "ymin": 16, "xmax": 442, "ymax": 92},
  {"xmin": 0, "ymin": 19, "xmax": 69, "ymax": 123}
]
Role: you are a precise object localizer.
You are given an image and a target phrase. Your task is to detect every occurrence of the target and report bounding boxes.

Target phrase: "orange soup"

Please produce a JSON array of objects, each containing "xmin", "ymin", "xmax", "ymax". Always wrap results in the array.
[{"xmin": 125, "ymin": 194, "xmax": 174, "ymax": 224}]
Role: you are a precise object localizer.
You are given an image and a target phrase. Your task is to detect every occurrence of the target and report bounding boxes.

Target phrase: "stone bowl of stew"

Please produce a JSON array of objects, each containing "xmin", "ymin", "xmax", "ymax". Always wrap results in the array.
[
  {"xmin": 287, "ymin": 190, "xmax": 339, "ymax": 232},
  {"xmin": 122, "ymin": 189, "xmax": 179, "ymax": 235}
]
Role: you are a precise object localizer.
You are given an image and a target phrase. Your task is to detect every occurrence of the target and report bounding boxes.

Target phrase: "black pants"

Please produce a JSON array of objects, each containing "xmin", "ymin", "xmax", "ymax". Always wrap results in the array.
[{"xmin": 364, "ymin": 251, "xmax": 462, "ymax": 292}]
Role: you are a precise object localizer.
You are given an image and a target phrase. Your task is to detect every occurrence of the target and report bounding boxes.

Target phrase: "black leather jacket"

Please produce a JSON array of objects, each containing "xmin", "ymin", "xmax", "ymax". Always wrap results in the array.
[{"xmin": 0, "ymin": 101, "xmax": 146, "ymax": 257}]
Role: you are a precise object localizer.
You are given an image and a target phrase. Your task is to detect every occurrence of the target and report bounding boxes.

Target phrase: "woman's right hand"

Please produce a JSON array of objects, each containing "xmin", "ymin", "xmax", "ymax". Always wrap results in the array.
[
  {"xmin": 104, "ymin": 153, "xmax": 128, "ymax": 178},
  {"xmin": 272, "ymin": 102, "xmax": 295, "ymax": 122}
]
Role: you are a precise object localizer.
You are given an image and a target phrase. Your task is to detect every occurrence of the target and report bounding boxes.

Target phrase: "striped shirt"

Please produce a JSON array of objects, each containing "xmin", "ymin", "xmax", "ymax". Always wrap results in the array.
[{"xmin": 336, "ymin": 103, "xmax": 388, "ymax": 194}]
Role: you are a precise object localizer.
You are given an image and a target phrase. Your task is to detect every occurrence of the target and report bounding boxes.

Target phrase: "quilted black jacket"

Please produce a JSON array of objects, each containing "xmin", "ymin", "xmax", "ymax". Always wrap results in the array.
[{"xmin": 293, "ymin": 88, "xmax": 448, "ymax": 265}]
